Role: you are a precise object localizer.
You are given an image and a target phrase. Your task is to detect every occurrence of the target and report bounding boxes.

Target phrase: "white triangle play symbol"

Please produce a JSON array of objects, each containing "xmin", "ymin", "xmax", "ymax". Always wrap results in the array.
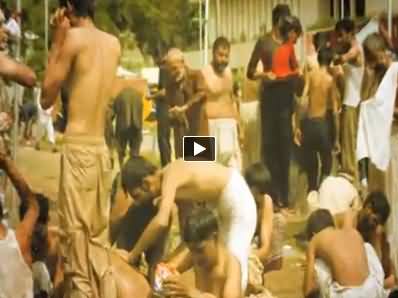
[{"xmin": 193, "ymin": 142, "xmax": 206, "ymax": 156}]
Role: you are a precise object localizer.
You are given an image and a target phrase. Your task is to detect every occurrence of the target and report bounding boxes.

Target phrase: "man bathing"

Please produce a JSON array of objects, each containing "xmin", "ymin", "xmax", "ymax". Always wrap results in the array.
[
  {"xmin": 41, "ymin": 0, "xmax": 121, "ymax": 297},
  {"xmin": 163, "ymin": 208, "xmax": 242, "ymax": 298},
  {"xmin": 304, "ymin": 209, "xmax": 386, "ymax": 298},
  {"xmin": 123, "ymin": 157, "xmax": 257, "ymax": 291}
]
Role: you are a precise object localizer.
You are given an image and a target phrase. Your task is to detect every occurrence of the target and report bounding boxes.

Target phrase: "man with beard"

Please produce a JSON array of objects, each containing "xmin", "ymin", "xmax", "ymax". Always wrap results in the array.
[
  {"xmin": 201, "ymin": 37, "xmax": 242, "ymax": 169},
  {"xmin": 164, "ymin": 48, "xmax": 207, "ymax": 158}
]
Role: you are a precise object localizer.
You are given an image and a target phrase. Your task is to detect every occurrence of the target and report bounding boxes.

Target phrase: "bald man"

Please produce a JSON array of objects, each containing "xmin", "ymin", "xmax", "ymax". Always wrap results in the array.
[{"xmin": 163, "ymin": 48, "xmax": 207, "ymax": 158}]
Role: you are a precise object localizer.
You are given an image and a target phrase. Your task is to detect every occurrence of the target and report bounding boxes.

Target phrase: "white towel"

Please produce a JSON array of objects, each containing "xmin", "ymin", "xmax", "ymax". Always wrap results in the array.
[
  {"xmin": 356, "ymin": 62, "xmax": 398, "ymax": 171},
  {"xmin": 356, "ymin": 18, "xmax": 379, "ymax": 45}
]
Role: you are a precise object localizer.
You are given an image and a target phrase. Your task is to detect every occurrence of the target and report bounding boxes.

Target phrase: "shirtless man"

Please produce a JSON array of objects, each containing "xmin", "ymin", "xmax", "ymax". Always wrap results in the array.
[
  {"xmin": 0, "ymin": 148, "xmax": 41, "ymax": 297},
  {"xmin": 334, "ymin": 19, "xmax": 364, "ymax": 188},
  {"xmin": 41, "ymin": 1, "xmax": 121, "ymax": 297},
  {"xmin": 295, "ymin": 46, "xmax": 340, "ymax": 191},
  {"xmin": 201, "ymin": 37, "xmax": 242, "ymax": 169},
  {"xmin": 356, "ymin": 192, "xmax": 396, "ymax": 290},
  {"xmin": 123, "ymin": 157, "xmax": 256, "ymax": 291},
  {"xmin": 163, "ymin": 208, "xmax": 242, "ymax": 298},
  {"xmin": 304, "ymin": 209, "xmax": 386, "ymax": 298}
]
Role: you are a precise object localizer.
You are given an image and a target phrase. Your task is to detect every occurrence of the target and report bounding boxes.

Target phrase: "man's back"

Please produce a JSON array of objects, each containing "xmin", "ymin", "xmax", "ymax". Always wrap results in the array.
[
  {"xmin": 66, "ymin": 27, "xmax": 120, "ymax": 137},
  {"xmin": 315, "ymin": 227, "xmax": 369, "ymax": 286},
  {"xmin": 308, "ymin": 68, "xmax": 333, "ymax": 118}
]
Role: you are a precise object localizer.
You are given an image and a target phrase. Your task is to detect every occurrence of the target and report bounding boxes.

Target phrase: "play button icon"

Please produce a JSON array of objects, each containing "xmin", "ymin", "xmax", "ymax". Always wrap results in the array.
[
  {"xmin": 194, "ymin": 142, "xmax": 206, "ymax": 156},
  {"xmin": 183, "ymin": 136, "xmax": 216, "ymax": 162}
]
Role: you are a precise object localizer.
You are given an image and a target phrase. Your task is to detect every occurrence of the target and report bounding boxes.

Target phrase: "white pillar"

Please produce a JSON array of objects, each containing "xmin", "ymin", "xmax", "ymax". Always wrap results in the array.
[
  {"xmin": 204, "ymin": 0, "xmax": 209, "ymax": 65},
  {"xmin": 387, "ymin": 0, "xmax": 393, "ymax": 40},
  {"xmin": 199, "ymin": 0, "xmax": 203, "ymax": 66},
  {"xmin": 341, "ymin": 0, "xmax": 345, "ymax": 19},
  {"xmin": 45, "ymin": 0, "xmax": 49, "ymax": 63}
]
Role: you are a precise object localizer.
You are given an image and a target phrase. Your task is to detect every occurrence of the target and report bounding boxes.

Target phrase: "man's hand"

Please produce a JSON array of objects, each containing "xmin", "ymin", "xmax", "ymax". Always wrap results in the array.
[
  {"xmin": 169, "ymin": 106, "xmax": 189, "ymax": 130},
  {"xmin": 333, "ymin": 142, "xmax": 341, "ymax": 154},
  {"xmin": 261, "ymin": 71, "xmax": 276, "ymax": 80},
  {"xmin": 163, "ymin": 276, "xmax": 196, "ymax": 298},
  {"xmin": 50, "ymin": 8, "xmax": 71, "ymax": 47},
  {"xmin": 294, "ymin": 128, "xmax": 303, "ymax": 147},
  {"xmin": 0, "ymin": 145, "xmax": 8, "ymax": 169}
]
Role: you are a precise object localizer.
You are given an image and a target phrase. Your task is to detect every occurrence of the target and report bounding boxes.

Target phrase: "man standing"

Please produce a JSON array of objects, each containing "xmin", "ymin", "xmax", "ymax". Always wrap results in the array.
[
  {"xmin": 41, "ymin": 1, "xmax": 121, "ymax": 297},
  {"xmin": 113, "ymin": 84, "xmax": 143, "ymax": 168},
  {"xmin": 164, "ymin": 48, "xmax": 207, "ymax": 158},
  {"xmin": 202, "ymin": 37, "xmax": 242, "ymax": 169},
  {"xmin": 247, "ymin": 4, "xmax": 302, "ymax": 208},
  {"xmin": 334, "ymin": 19, "xmax": 364, "ymax": 187}
]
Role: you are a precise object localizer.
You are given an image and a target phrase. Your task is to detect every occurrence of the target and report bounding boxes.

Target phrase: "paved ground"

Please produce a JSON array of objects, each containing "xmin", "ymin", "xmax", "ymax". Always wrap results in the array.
[{"xmin": 13, "ymin": 141, "xmax": 307, "ymax": 298}]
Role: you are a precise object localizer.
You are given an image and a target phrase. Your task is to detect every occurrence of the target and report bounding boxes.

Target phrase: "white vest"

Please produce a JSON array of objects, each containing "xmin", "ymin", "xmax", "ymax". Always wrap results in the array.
[{"xmin": 0, "ymin": 228, "xmax": 33, "ymax": 298}]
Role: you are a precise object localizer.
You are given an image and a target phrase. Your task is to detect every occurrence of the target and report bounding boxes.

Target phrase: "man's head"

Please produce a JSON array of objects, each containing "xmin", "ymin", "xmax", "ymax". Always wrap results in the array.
[
  {"xmin": 317, "ymin": 46, "xmax": 334, "ymax": 67},
  {"xmin": 306, "ymin": 209, "xmax": 335, "ymax": 240},
  {"xmin": 335, "ymin": 18, "xmax": 355, "ymax": 45},
  {"xmin": 183, "ymin": 208, "xmax": 219, "ymax": 268},
  {"xmin": 245, "ymin": 162, "xmax": 275, "ymax": 205},
  {"xmin": 59, "ymin": 0, "xmax": 95, "ymax": 25},
  {"xmin": 272, "ymin": 4, "xmax": 291, "ymax": 28},
  {"xmin": 165, "ymin": 48, "xmax": 186, "ymax": 84},
  {"xmin": 212, "ymin": 37, "xmax": 230, "ymax": 74},
  {"xmin": 363, "ymin": 33, "xmax": 389, "ymax": 72},
  {"xmin": 121, "ymin": 156, "xmax": 159, "ymax": 205},
  {"xmin": 279, "ymin": 15, "xmax": 302, "ymax": 43}
]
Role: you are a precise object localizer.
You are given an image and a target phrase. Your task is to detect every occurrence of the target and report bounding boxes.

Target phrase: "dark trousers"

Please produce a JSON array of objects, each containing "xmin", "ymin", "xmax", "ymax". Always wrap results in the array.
[
  {"xmin": 156, "ymin": 100, "xmax": 172, "ymax": 166},
  {"xmin": 116, "ymin": 126, "xmax": 143, "ymax": 166},
  {"xmin": 301, "ymin": 117, "xmax": 333, "ymax": 191},
  {"xmin": 260, "ymin": 80, "xmax": 295, "ymax": 207}
]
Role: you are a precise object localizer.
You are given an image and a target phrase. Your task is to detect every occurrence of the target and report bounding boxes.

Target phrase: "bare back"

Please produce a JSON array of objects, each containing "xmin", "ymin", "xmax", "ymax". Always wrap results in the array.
[
  {"xmin": 65, "ymin": 27, "xmax": 120, "ymax": 137},
  {"xmin": 307, "ymin": 68, "xmax": 334, "ymax": 119},
  {"xmin": 314, "ymin": 227, "xmax": 369, "ymax": 286},
  {"xmin": 202, "ymin": 65, "xmax": 237, "ymax": 119},
  {"xmin": 163, "ymin": 160, "xmax": 231, "ymax": 204}
]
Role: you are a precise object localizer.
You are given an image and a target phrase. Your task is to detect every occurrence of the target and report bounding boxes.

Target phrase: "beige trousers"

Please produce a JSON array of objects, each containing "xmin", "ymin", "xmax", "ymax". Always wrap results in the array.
[{"xmin": 58, "ymin": 136, "xmax": 116, "ymax": 298}]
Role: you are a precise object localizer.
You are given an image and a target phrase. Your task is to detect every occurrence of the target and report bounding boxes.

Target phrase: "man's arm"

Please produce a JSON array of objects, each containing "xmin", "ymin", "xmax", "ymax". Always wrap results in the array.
[
  {"xmin": 0, "ymin": 152, "xmax": 38, "ymax": 254},
  {"xmin": 0, "ymin": 53, "xmax": 36, "ymax": 87},
  {"xmin": 247, "ymin": 39, "xmax": 264, "ymax": 80},
  {"xmin": 303, "ymin": 239, "xmax": 319, "ymax": 297},
  {"xmin": 128, "ymin": 162, "xmax": 190, "ymax": 264},
  {"xmin": 330, "ymin": 81, "xmax": 341, "ymax": 152},
  {"xmin": 339, "ymin": 43, "xmax": 363, "ymax": 67},
  {"xmin": 223, "ymin": 257, "xmax": 243, "ymax": 298},
  {"xmin": 42, "ymin": 11, "xmax": 76, "ymax": 110},
  {"xmin": 256, "ymin": 196, "xmax": 273, "ymax": 262}
]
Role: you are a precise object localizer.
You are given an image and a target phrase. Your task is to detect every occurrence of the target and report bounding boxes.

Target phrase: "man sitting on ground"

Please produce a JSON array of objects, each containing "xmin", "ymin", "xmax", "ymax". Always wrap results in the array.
[
  {"xmin": 356, "ymin": 192, "xmax": 396, "ymax": 290},
  {"xmin": 162, "ymin": 208, "xmax": 242, "ymax": 298},
  {"xmin": 123, "ymin": 157, "xmax": 257, "ymax": 292},
  {"xmin": 304, "ymin": 209, "xmax": 387, "ymax": 298}
]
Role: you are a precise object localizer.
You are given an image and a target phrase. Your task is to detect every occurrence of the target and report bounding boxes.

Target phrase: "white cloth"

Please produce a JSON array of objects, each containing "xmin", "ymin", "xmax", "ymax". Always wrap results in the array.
[
  {"xmin": 386, "ymin": 124, "xmax": 398, "ymax": 278},
  {"xmin": 239, "ymin": 101, "xmax": 262, "ymax": 169},
  {"xmin": 35, "ymin": 88, "xmax": 55, "ymax": 144},
  {"xmin": 4, "ymin": 18, "xmax": 20, "ymax": 39},
  {"xmin": 32, "ymin": 261, "xmax": 53, "ymax": 296},
  {"xmin": 356, "ymin": 18, "xmax": 380, "ymax": 45},
  {"xmin": 357, "ymin": 62, "xmax": 398, "ymax": 170},
  {"xmin": 209, "ymin": 118, "xmax": 242, "ymax": 170},
  {"xmin": 342, "ymin": 51, "xmax": 364, "ymax": 107},
  {"xmin": 214, "ymin": 169, "xmax": 257, "ymax": 292},
  {"xmin": 0, "ymin": 228, "xmax": 33, "ymax": 298},
  {"xmin": 315, "ymin": 243, "xmax": 387, "ymax": 298},
  {"xmin": 307, "ymin": 176, "xmax": 358, "ymax": 215}
]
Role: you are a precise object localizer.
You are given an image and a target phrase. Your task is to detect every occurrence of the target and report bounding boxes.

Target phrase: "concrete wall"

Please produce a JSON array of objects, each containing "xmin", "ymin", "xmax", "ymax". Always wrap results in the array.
[{"xmin": 366, "ymin": 0, "xmax": 398, "ymax": 16}]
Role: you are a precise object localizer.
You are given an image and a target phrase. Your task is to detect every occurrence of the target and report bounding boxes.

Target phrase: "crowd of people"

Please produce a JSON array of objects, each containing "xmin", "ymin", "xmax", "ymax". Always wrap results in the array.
[{"xmin": 0, "ymin": 0, "xmax": 398, "ymax": 298}]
